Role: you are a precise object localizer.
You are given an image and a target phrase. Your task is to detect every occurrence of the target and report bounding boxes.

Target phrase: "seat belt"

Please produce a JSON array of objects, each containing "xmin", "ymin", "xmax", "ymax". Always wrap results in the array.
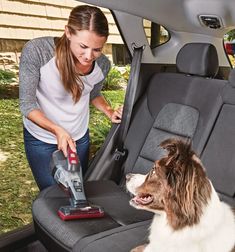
[{"xmin": 111, "ymin": 44, "xmax": 145, "ymax": 183}]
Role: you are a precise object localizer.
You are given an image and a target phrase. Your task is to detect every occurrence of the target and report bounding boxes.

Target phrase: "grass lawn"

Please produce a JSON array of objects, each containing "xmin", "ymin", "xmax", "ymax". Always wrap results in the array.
[{"xmin": 0, "ymin": 85, "xmax": 124, "ymax": 234}]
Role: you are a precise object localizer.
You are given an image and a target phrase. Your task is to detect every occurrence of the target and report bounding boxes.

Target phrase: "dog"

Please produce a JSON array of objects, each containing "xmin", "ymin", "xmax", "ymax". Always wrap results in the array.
[{"xmin": 126, "ymin": 138, "xmax": 235, "ymax": 252}]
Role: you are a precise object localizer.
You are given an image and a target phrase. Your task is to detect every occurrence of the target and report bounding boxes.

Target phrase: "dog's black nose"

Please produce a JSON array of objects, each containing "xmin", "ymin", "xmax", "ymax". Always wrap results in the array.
[{"xmin": 126, "ymin": 173, "xmax": 132, "ymax": 181}]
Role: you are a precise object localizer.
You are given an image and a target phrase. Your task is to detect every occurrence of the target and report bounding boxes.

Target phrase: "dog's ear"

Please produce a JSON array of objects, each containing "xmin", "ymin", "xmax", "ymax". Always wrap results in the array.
[
  {"xmin": 160, "ymin": 138, "xmax": 193, "ymax": 162},
  {"xmin": 160, "ymin": 138, "xmax": 178, "ymax": 157},
  {"xmin": 160, "ymin": 138, "xmax": 194, "ymax": 186},
  {"xmin": 160, "ymin": 138, "xmax": 182, "ymax": 164}
]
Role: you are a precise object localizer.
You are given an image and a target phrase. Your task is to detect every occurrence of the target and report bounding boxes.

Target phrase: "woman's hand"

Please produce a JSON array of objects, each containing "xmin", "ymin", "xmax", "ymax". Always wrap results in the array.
[
  {"xmin": 27, "ymin": 109, "xmax": 76, "ymax": 156},
  {"xmin": 91, "ymin": 96, "xmax": 123, "ymax": 123},
  {"xmin": 54, "ymin": 126, "xmax": 76, "ymax": 157},
  {"xmin": 110, "ymin": 105, "xmax": 123, "ymax": 123}
]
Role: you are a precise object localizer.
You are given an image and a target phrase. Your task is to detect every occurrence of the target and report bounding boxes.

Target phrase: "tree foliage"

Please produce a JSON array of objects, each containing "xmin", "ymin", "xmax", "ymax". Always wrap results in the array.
[
  {"xmin": 0, "ymin": 69, "xmax": 16, "ymax": 85},
  {"xmin": 227, "ymin": 29, "xmax": 235, "ymax": 41}
]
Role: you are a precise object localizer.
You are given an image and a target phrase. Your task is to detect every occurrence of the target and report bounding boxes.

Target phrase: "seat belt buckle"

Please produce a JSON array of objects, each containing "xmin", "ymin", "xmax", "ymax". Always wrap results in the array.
[{"xmin": 114, "ymin": 148, "xmax": 128, "ymax": 161}]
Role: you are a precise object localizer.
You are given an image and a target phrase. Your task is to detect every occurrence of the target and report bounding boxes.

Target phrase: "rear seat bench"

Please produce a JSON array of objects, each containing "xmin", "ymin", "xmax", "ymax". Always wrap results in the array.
[{"xmin": 32, "ymin": 43, "xmax": 228, "ymax": 252}]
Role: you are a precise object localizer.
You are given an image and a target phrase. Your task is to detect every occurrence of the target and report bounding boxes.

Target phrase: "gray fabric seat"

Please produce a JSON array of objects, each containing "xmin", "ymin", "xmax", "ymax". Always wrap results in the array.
[
  {"xmin": 32, "ymin": 43, "xmax": 227, "ymax": 251},
  {"xmin": 201, "ymin": 69, "xmax": 235, "ymax": 207}
]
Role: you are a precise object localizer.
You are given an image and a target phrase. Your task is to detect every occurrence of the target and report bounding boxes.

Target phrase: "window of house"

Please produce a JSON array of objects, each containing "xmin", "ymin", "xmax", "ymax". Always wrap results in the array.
[
  {"xmin": 143, "ymin": 19, "xmax": 169, "ymax": 49},
  {"xmin": 112, "ymin": 44, "xmax": 131, "ymax": 66}
]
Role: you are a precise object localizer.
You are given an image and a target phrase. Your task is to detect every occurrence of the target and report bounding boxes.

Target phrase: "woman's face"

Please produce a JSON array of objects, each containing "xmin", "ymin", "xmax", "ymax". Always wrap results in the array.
[{"xmin": 65, "ymin": 28, "xmax": 107, "ymax": 67}]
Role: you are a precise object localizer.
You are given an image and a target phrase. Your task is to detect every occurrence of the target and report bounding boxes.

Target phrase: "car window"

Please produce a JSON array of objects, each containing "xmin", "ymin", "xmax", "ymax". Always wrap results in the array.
[
  {"xmin": 143, "ymin": 19, "xmax": 169, "ymax": 49},
  {"xmin": 0, "ymin": 2, "xmax": 127, "ymax": 234},
  {"xmin": 224, "ymin": 29, "xmax": 235, "ymax": 67}
]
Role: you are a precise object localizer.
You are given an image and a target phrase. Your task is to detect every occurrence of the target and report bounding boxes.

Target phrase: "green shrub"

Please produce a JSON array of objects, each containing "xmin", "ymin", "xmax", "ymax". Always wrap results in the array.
[
  {"xmin": 227, "ymin": 29, "xmax": 235, "ymax": 41},
  {"xmin": 89, "ymin": 90, "xmax": 125, "ymax": 155},
  {"xmin": 122, "ymin": 64, "xmax": 130, "ymax": 82},
  {"xmin": 0, "ymin": 69, "xmax": 16, "ymax": 85},
  {"xmin": 103, "ymin": 65, "xmax": 126, "ymax": 90}
]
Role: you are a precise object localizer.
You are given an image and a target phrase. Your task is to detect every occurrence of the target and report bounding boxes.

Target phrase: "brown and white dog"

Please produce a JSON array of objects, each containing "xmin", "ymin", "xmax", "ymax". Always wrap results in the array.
[{"xmin": 126, "ymin": 138, "xmax": 235, "ymax": 252}]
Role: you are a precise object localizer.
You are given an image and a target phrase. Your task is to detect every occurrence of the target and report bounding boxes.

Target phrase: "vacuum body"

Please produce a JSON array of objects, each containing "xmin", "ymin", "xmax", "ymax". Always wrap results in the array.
[{"xmin": 51, "ymin": 147, "xmax": 104, "ymax": 220}]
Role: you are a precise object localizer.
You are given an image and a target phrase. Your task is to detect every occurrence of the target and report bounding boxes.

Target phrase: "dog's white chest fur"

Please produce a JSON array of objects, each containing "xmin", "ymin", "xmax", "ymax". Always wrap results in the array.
[{"xmin": 145, "ymin": 187, "xmax": 235, "ymax": 252}]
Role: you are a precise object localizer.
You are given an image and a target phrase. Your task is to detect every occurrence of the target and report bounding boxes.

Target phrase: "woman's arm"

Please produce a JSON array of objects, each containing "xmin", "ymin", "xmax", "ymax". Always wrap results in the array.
[
  {"xmin": 90, "ymin": 55, "xmax": 124, "ymax": 123},
  {"xmin": 19, "ymin": 39, "xmax": 75, "ymax": 156},
  {"xmin": 91, "ymin": 95, "xmax": 123, "ymax": 123}
]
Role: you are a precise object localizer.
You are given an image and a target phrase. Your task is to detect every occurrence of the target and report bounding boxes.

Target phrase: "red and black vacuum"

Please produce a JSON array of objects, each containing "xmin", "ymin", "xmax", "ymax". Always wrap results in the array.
[{"xmin": 51, "ymin": 147, "xmax": 104, "ymax": 221}]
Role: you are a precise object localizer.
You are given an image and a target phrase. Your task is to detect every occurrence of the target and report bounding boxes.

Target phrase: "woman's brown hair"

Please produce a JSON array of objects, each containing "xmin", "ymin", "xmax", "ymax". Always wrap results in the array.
[{"xmin": 55, "ymin": 5, "xmax": 109, "ymax": 102}]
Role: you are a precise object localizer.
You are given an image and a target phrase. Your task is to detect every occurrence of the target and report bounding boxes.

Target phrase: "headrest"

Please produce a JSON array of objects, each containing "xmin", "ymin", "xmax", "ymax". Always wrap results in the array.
[
  {"xmin": 228, "ymin": 68, "xmax": 235, "ymax": 87},
  {"xmin": 176, "ymin": 43, "xmax": 219, "ymax": 78}
]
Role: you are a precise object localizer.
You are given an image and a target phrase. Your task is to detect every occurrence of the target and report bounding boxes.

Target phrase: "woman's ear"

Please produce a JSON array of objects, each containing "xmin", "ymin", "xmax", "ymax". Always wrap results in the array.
[{"xmin": 65, "ymin": 25, "xmax": 71, "ymax": 40}]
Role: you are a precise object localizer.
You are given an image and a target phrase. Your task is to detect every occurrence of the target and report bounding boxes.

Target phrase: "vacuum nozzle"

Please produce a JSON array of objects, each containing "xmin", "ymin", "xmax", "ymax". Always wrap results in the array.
[{"xmin": 58, "ymin": 204, "xmax": 105, "ymax": 221}]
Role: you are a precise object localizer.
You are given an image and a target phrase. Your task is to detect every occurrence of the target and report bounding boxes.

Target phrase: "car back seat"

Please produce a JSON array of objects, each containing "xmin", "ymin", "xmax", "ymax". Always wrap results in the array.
[
  {"xmin": 32, "ymin": 43, "xmax": 227, "ymax": 252},
  {"xmin": 201, "ymin": 68, "xmax": 235, "ymax": 207}
]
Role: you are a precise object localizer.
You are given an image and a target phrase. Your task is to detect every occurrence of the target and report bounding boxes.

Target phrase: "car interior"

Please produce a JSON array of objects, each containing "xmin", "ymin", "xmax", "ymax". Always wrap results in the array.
[{"xmin": 1, "ymin": 0, "xmax": 235, "ymax": 251}]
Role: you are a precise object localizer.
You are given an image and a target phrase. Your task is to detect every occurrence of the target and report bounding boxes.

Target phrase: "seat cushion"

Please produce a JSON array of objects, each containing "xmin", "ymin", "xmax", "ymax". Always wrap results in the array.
[
  {"xmin": 32, "ymin": 180, "xmax": 152, "ymax": 250},
  {"xmin": 201, "ymin": 104, "xmax": 235, "ymax": 200},
  {"xmin": 73, "ymin": 220, "xmax": 151, "ymax": 252}
]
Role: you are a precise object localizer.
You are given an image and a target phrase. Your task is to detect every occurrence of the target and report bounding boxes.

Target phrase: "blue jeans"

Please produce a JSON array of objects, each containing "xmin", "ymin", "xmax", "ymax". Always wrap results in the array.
[{"xmin": 23, "ymin": 128, "xmax": 90, "ymax": 191}]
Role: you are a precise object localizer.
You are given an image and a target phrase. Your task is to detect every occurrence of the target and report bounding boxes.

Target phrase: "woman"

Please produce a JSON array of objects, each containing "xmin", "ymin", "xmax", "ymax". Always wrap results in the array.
[{"xmin": 19, "ymin": 5, "xmax": 122, "ymax": 190}]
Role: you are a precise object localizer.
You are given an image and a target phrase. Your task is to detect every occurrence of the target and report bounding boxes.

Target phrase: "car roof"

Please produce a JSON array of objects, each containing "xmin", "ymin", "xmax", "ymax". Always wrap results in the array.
[
  {"xmin": 80, "ymin": 0, "xmax": 235, "ymax": 66},
  {"xmin": 80, "ymin": 0, "xmax": 235, "ymax": 36}
]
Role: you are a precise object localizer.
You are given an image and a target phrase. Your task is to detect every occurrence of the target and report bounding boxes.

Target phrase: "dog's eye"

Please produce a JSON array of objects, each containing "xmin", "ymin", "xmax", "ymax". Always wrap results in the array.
[
  {"xmin": 146, "ymin": 165, "xmax": 157, "ymax": 180},
  {"xmin": 149, "ymin": 166, "xmax": 156, "ymax": 177}
]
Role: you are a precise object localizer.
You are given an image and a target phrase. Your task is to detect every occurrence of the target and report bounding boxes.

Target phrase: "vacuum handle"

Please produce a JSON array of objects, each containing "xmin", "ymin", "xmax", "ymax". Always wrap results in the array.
[
  {"xmin": 67, "ymin": 146, "xmax": 80, "ymax": 172},
  {"xmin": 66, "ymin": 146, "xmax": 86, "ymax": 202}
]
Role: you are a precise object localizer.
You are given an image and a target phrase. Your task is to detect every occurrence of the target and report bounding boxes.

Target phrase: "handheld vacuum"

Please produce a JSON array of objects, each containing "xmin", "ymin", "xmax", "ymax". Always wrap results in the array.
[{"xmin": 51, "ymin": 147, "xmax": 104, "ymax": 221}]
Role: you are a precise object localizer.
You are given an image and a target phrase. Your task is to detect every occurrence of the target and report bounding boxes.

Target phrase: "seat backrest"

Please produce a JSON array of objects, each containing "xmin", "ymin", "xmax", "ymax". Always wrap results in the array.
[
  {"xmin": 123, "ymin": 43, "xmax": 227, "ymax": 175},
  {"xmin": 201, "ymin": 69, "xmax": 235, "ymax": 207}
]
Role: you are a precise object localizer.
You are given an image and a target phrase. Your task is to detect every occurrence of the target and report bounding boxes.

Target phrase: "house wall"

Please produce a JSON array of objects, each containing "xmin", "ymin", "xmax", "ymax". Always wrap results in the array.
[{"xmin": 0, "ymin": 0, "xmax": 124, "ymax": 69}]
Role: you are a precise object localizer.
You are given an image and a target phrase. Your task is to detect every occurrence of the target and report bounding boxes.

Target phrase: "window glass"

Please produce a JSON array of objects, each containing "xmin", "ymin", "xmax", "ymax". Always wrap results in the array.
[
  {"xmin": 143, "ymin": 19, "xmax": 169, "ymax": 48},
  {"xmin": 224, "ymin": 29, "xmax": 235, "ymax": 67}
]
